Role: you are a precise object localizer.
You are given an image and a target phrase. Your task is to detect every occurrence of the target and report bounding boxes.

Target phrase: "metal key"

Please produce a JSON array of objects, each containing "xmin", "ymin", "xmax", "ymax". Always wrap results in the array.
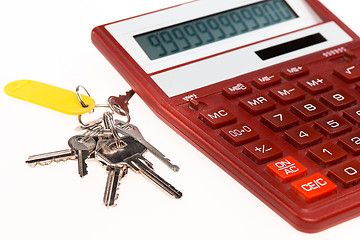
[
  {"xmin": 114, "ymin": 120, "xmax": 180, "ymax": 172},
  {"xmin": 103, "ymin": 166, "xmax": 128, "ymax": 206},
  {"xmin": 95, "ymin": 135, "xmax": 182, "ymax": 206},
  {"xmin": 108, "ymin": 90, "xmax": 135, "ymax": 116},
  {"xmin": 27, "ymin": 135, "xmax": 96, "ymax": 177},
  {"xmin": 95, "ymin": 134, "xmax": 146, "ymax": 206}
]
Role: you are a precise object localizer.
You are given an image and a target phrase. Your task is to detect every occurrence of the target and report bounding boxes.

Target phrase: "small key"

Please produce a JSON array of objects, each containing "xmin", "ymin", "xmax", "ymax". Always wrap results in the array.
[
  {"xmin": 108, "ymin": 90, "xmax": 135, "ymax": 116},
  {"xmin": 27, "ymin": 135, "xmax": 96, "ymax": 177},
  {"xmin": 114, "ymin": 120, "xmax": 180, "ymax": 172},
  {"xmin": 68, "ymin": 135, "xmax": 97, "ymax": 177},
  {"xmin": 103, "ymin": 166, "xmax": 128, "ymax": 206},
  {"xmin": 95, "ymin": 134, "xmax": 146, "ymax": 206},
  {"xmin": 95, "ymin": 135, "xmax": 182, "ymax": 206}
]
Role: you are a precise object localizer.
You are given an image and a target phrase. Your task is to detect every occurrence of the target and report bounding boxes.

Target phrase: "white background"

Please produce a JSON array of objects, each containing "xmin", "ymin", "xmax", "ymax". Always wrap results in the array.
[{"xmin": 0, "ymin": 0, "xmax": 359, "ymax": 239}]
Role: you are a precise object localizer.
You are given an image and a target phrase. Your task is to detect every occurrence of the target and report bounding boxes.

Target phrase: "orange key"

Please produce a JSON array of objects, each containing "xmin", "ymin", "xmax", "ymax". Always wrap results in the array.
[
  {"xmin": 291, "ymin": 173, "xmax": 337, "ymax": 202},
  {"xmin": 267, "ymin": 156, "xmax": 307, "ymax": 183}
]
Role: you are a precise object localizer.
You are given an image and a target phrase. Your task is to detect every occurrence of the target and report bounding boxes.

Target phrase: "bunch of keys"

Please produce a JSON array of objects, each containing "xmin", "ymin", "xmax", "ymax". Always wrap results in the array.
[{"xmin": 4, "ymin": 80, "xmax": 182, "ymax": 206}]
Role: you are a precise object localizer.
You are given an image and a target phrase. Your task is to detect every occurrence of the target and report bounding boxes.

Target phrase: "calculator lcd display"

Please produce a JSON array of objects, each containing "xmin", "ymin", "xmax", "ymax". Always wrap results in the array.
[{"xmin": 134, "ymin": 0, "xmax": 298, "ymax": 60}]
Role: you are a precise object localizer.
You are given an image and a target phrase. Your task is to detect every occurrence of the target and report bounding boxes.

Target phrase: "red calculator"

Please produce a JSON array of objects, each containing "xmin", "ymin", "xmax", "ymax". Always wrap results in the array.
[{"xmin": 92, "ymin": 0, "xmax": 360, "ymax": 232}]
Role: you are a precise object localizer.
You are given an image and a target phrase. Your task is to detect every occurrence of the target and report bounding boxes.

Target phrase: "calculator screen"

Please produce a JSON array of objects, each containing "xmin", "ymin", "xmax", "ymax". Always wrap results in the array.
[{"xmin": 134, "ymin": 0, "xmax": 298, "ymax": 60}]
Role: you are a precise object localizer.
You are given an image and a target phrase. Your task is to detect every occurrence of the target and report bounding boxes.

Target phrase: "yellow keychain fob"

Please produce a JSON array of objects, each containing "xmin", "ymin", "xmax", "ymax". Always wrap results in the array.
[{"xmin": 4, "ymin": 80, "xmax": 95, "ymax": 115}]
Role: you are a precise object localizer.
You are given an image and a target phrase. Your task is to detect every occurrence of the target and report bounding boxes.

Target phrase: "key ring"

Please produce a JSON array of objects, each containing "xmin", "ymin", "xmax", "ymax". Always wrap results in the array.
[
  {"xmin": 78, "ymin": 104, "xmax": 131, "ymax": 129},
  {"xmin": 76, "ymin": 85, "xmax": 92, "ymax": 108},
  {"xmin": 109, "ymin": 103, "xmax": 131, "ymax": 128}
]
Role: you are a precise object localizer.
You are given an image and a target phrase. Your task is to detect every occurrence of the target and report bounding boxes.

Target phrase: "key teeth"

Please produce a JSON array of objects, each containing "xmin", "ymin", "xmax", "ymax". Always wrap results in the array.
[
  {"xmin": 79, "ymin": 163, "xmax": 89, "ymax": 178},
  {"xmin": 26, "ymin": 157, "xmax": 73, "ymax": 168}
]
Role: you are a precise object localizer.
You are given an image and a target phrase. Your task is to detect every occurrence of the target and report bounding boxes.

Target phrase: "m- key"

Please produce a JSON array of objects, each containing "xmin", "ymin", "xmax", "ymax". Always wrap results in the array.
[{"xmin": 26, "ymin": 135, "xmax": 96, "ymax": 177}]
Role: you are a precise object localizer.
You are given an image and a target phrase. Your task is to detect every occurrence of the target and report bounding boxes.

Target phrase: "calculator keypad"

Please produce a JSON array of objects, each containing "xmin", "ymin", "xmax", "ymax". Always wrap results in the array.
[{"xmin": 192, "ymin": 57, "xmax": 360, "ymax": 207}]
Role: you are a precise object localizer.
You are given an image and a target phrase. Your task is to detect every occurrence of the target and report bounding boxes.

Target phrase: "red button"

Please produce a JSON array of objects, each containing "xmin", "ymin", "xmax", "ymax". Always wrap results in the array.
[
  {"xmin": 269, "ymin": 84, "xmax": 305, "ymax": 105},
  {"xmin": 221, "ymin": 123, "xmax": 259, "ymax": 146},
  {"xmin": 239, "ymin": 94, "xmax": 276, "ymax": 115},
  {"xmin": 320, "ymin": 89, "xmax": 356, "ymax": 111},
  {"xmin": 338, "ymin": 130, "xmax": 360, "ymax": 155},
  {"xmin": 307, "ymin": 142, "xmax": 347, "ymax": 167},
  {"xmin": 267, "ymin": 156, "xmax": 307, "ymax": 183},
  {"xmin": 222, "ymin": 82, "xmax": 252, "ymax": 99},
  {"xmin": 314, "ymin": 114, "xmax": 352, "ymax": 138},
  {"xmin": 199, "ymin": 106, "xmax": 236, "ymax": 129},
  {"xmin": 261, "ymin": 109, "xmax": 299, "ymax": 132},
  {"xmin": 281, "ymin": 65, "xmax": 309, "ymax": 79},
  {"xmin": 328, "ymin": 160, "xmax": 360, "ymax": 188},
  {"xmin": 297, "ymin": 75, "xmax": 333, "ymax": 95},
  {"xmin": 291, "ymin": 98, "xmax": 328, "ymax": 121},
  {"xmin": 291, "ymin": 173, "xmax": 337, "ymax": 202},
  {"xmin": 334, "ymin": 63, "xmax": 360, "ymax": 82},
  {"xmin": 243, "ymin": 139, "xmax": 283, "ymax": 164},
  {"xmin": 252, "ymin": 73, "xmax": 282, "ymax": 89},
  {"xmin": 343, "ymin": 106, "xmax": 360, "ymax": 127},
  {"xmin": 284, "ymin": 125, "xmax": 323, "ymax": 149}
]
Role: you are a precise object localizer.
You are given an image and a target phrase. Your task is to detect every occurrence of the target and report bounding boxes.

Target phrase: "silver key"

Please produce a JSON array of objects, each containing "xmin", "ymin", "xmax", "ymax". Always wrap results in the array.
[
  {"xmin": 103, "ymin": 166, "xmax": 128, "ymax": 206},
  {"xmin": 95, "ymin": 135, "xmax": 182, "ymax": 206},
  {"xmin": 68, "ymin": 135, "xmax": 97, "ymax": 177},
  {"xmin": 27, "ymin": 135, "xmax": 96, "ymax": 177},
  {"xmin": 114, "ymin": 120, "xmax": 180, "ymax": 172},
  {"xmin": 95, "ymin": 134, "xmax": 146, "ymax": 206}
]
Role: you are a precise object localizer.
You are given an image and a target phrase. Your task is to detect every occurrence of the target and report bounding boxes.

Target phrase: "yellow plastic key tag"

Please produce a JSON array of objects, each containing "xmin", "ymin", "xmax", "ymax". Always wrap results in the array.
[{"xmin": 4, "ymin": 80, "xmax": 95, "ymax": 115}]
